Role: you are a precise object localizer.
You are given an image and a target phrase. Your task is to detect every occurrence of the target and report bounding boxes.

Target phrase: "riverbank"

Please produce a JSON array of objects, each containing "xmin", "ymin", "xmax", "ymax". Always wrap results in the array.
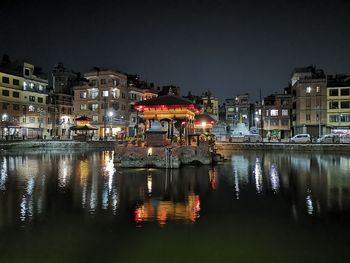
[
  {"xmin": 215, "ymin": 142, "xmax": 350, "ymax": 153},
  {"xmin": 0, "ymin": 140, "xmax": 116, "ymax": 153}
]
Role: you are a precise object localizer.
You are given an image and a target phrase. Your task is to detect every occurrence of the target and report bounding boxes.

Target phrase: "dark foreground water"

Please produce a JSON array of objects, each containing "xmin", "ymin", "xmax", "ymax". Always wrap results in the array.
[{"xmin": 0, "ymin": 150, "xmax": 350, "ymax": 262}]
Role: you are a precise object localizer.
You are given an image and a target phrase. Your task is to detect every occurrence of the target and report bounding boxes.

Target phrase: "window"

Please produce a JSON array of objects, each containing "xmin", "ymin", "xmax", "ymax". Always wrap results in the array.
[
  {"xmin": 100, "ymin": 79, "xmax": 106, "ymax": 85},
  {"xmin": 122, "ymin": 104, "xmax": 126, "ymax": 110},
  {"xmin": 2, "ymin": 103, "xmax": 9, "ymax": 110},
  {"xmin": 306, "ymin": 98, "xmax": 311, "ymax": 108},
  {"xmin": 316, "ymin": 86, "xmax": 320, "ymax": 93},
  {"xmin": 112, "ymin": 89, "xmax": 120, "ymax": 99},
  {"xmin": 89, "ymin": 90, "xmax": 99, "ymax": 99},
  {"xmin": 13, "ymin": 79, "xmax": 19, "ymax": 85},
  {"xmin": 329, "ymin": 89, "xmax": 339, "ymax": 96},
  {"xmin": 102, "ymin": 90, "xmax": 109, "ymax": 97},
  {"xmin": 341, "ymin": 88, "xmax": 350, "ymax": 96},
  {"xmin": 90, "ymin": 80, "xmax": 97, "ymax": 86},
  {"xmin": 29, "ymin": 117, "xmax": 35, "ymax": 123},
  {"xmin": 2, "ymin": 90, "xmax": 9, "ymax": 96},
  {"xmin": 80, "ymin": 92, "xmax": 87, "ymax": 98},
  {"xmin": 265, "ymin": 110, "xmax": 269, "ymax": 116},
  {"xmin": 80, "ymin": 104, "xmax": 87, "ymax": 110},
  {"xmin": 38, "ymin": 117, "xmax": 44, "ymax": 124},
  {"xmin": 38, "ymin": 97, "xmax": 43, "ymax": 103},
  {"xmin": 122, "ymin": 92, "xmax": 125, "ymax": 99},
  {"xmin": 341, "ymin": 101, "xmax": 350, "ymax": 109},
  {"xmin": 270, "ymin": 109, "xmax": 278, "ymax": 116},
  {"xmin": 227, "ymin": 107, "xmax": 234, "ymax": 112},
  {"xmin": 13, "ymin": 104, "xmax": 20, "ymax": 111},
  {"xmin": 114, "ymin": 79, "xmax": 120, "ymax": 86},
  {"xmin": 329, "ymin": 101, "xmax": 339, "ymax": 109},
  {"xmin": 282, "ymin": 109, "xmax": 288, "ymax": 116},
  {"xmin": 91, "ymin": 104, "xmax": 99, "ymax": 111},
  {"xmin": 28, "ymin": 105, "xmax": 35, "ymax": 112},
  {"xmin": 281, "ymin": 119, "xmax": 289, "ymax": 126},
  {"xmin": 306, "ymin": 86, "xmax": 312, "ymax": 93},
  {"xmin": 38, "ymin": 85, "xmax": 43, "ymax": 91},
  {"xmin": 92, "ymin": 116, "xmax": 98, "ymax": 121},
  {"xmin": 29, "ymin": 96, "xmax": 35, "ymax": 102},
  {"xmin": 13, "ymin": 91, "xmax": 19, "ymax": 98},
  {"xmin": 12, "ymin": 116, "xmax": 19, "ymax": 123},
  {"xmin": 306, "ymin": 114, "xmax": 311, "ymax": 121},
  {"xmin": 23, "ymin": 81, "xmax": 27, "ymax": 90},
  {"xmin": 24, "ymin": 68, "xmax": 30, "ymax": 76},
  {"xmin": 2, "ymin": 76, "xmax": 9, "ymax": 84}
]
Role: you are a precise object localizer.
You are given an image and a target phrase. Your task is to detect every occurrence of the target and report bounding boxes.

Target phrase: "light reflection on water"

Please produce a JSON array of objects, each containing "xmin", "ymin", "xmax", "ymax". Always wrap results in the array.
[{"xmin": 0, "ymin": 151, "xmax": 349, "ymax": 228}]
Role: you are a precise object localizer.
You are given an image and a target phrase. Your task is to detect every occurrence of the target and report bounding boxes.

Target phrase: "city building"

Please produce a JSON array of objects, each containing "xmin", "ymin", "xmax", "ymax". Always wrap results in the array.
[
  {"xmin": 73, "ymin": 68, "xmax": 129, "ymax": 139},
  {"xmin": 327, "ymin": 75, "xmax": 350, "ymax": 135},
  {"xmin": 201, "ymin": 91, "xmax": 219, "ymax": 121},
  {"xmin": 0, "ymin": 55, "xmax": 49, "ymax": 139},
  {"xmin": 291, "ymin": 65, "xmax": 328, "ymax": 137},
  {"xmin": 49, "ymin": 62, "xmax": 87, "ymax": 138},
  {"xmin": 225, "ymin": 94, "xmax": 253, "ymax": 131},
  {"xmin": 262, "ymin": 92, "xmax": 292, "ymax": 140}
]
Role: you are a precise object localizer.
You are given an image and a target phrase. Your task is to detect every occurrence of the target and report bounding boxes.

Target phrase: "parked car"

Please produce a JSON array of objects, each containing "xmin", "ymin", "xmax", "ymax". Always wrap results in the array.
[
  {"xmin": 316, "ymin": 134, "xmax": 340, "ymax": 143},
  {"xmin": 290, "ymin": 134, "xmax": 311, "ymax": 143},
  {"xmin": 243, "ymin": 134, "xmax": 262, "ymax": 142}
]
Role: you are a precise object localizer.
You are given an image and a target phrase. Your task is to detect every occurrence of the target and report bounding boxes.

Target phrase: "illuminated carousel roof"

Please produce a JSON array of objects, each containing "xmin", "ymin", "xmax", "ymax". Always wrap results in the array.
[{"xmin": 134, "ymin": 95, "xmax": 198, "ymax": 111}]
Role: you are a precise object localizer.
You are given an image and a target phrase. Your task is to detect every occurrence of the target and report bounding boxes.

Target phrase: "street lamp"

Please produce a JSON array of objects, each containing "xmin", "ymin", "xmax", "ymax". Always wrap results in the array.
[{"xmin": 108, "ymin": 111, "xmax": 113, "ymax": 137}]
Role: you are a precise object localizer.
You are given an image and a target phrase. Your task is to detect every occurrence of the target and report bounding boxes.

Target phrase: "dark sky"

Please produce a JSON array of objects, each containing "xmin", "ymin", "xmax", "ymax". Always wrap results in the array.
[{"xmin": 1, "ymin": 0, "xmax": 350, "ymax": 101}]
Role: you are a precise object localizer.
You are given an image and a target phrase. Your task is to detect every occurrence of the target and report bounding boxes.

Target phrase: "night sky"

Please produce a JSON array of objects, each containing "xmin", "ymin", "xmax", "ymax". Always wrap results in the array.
[{"xmin": 1, "ymin": 0, "xmax": 350, "ymax": 101}]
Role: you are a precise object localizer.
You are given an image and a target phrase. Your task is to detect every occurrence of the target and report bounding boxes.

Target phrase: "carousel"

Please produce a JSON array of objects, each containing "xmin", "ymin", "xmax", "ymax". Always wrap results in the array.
[{"xmin": 134, "ymin": 90, "xmax": 199, "ymax": 145}]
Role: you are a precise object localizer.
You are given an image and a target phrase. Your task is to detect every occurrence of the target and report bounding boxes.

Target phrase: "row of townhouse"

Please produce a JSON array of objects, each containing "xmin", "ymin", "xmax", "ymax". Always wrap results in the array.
[
  {"xmin": 0, "ymin": 56, "xmax": 158, "ymax": 140},
  {"xmin": 222, "ymin": 66, "xmax": 350, "ymax": 140}
]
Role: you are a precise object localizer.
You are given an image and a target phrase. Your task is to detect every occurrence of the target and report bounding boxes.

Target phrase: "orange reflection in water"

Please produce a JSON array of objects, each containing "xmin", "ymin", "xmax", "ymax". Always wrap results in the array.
[{"xmin": 134, "ymin": 194, "xmax": 201, "ymax": 225}]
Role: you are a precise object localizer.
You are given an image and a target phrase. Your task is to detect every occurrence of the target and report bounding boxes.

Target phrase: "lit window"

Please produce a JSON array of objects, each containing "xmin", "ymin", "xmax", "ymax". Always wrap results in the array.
[
  {"xmin": 80, "ymin": 92, "xmax": 87, "ymax": 98},
  {"xmin": 282, "ymin": 109, "xmax": 288, "ymax": 116},
  {"xmin": 316, "ymin": 86, "xmax": 320, "ymax": 93},
  {"xmin": 270, "ymin": 109, "xmax": 278, "ymax": 116},
  {"xmin": 39, "ymin": 85, "xmax": 43, "ymax": 91},
  {"xmin": 92, "ymin": 116, "xmax": 98, "ymax": 121},
  {"xmin": 80, "ymin": 104, "xmax": 87, "ymax": 110},
  {"xmin": 103, "ymin": 90, "xmax": 109, "ymax": 97},
  {"xmin": 28, "ymin": 105, "xmax": 35, "ymax": 112},
  {"xmin": 306, "ymin": 86, "xmax": 312, "ymax": 93},
  {"xmin": 91, "ymin": 104, "xmax": 99, "ymax": 111}
]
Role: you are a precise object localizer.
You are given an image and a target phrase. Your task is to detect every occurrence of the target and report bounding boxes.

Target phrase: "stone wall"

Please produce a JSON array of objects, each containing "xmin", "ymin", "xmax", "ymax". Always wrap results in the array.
[
  {"xmin": 215, "ymin": 142, "xmax": 350, "ymax": 153},
  {"xmin": 114, "ymin": 144, "xmax": 212, "ymax": 168}
]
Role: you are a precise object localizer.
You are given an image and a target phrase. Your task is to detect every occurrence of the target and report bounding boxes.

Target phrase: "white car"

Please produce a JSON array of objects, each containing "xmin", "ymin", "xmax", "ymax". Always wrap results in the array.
[
  {"xmin": 290, "ymin": 134, "xmax": 311, "ymax": 143},
  {"xmin": 316, "ymin": 134, "xmax": 340, "ymax": 143}
]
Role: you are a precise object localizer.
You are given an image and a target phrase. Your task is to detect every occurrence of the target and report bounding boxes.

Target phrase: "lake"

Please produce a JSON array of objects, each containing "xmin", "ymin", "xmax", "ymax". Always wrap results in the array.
[{"xmin": 0, "ymin": 150, "xmax": 349, "ymax": 262}]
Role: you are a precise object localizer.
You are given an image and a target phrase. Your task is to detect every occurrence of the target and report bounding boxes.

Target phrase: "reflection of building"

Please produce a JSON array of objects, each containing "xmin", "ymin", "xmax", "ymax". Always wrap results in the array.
[
  {"xmin": 291, "ymin": 65, "xmax": 328, "ymax": 137},
  {"xmin": 0, "ymin": 56, "xmax": 49, "ymax": 139},
  {"xmin": 326, "ymin": 75, "xmax": 350, "ymax": 136},
  {"xmin": 73, "ymin": 69, "xmax": 129, "ymax": 138},
  {"xmin": 134, "ymin": 194, "xmax": 200, "ymax": 225}
]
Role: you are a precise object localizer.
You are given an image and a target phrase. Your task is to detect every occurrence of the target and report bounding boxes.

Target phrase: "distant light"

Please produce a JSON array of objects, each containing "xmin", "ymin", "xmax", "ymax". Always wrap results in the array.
[
  {"xmin": 148, "ymin": 147, "xmax": 152, "ymax": 156},
  {"xmin": 201, "ymin": 121, "xmax": 207, "ymax": 127},
  {"xmin": 108, "ymin": 111, "xmax": 113, "ymax": 117}
]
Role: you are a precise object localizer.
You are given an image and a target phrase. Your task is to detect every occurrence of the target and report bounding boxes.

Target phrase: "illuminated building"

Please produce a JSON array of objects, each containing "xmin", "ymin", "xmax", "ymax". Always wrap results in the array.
[
  {"xmin": 326, "ymin": 75, "xmax": 350, "ymax": 136},
  {"xmin": 73, "ymin": 69, "xmax": 129, "ymax": 139},
  {"xmin": 291, "ymin": 65, "xmax": 328, "ymax": 137},
  {"xmin": 0, "ymin": 55, "xmax": 49, "ymax": 139}
]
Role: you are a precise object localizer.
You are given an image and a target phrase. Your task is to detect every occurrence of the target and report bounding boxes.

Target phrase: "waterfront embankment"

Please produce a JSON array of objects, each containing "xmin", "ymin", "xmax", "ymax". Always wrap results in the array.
[
  {"xmin": 0, "ymin": 140, "xmax": 116, "ymax": 153},
  {"xmin": 216, "ymin": 142, "xmax": 350, "ymax": 153}
]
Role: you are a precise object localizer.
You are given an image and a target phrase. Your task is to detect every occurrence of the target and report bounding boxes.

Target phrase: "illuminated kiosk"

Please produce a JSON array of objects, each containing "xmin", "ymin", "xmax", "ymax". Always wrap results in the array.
[
  {"xmin": 70, "ymin": 116, "xmax": 98, "ymax": 141},
  {"xmin": 114, "ymin": 93, "xmax": 214, "ymax": 168},
  {"xmin": 134, "ymin": 92, "xmax": 199, "ymax": 145}
]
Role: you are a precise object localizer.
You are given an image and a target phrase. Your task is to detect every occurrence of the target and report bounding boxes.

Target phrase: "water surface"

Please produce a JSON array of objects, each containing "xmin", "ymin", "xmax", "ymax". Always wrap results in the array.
[{"xmin": 0, "ymin": 151, "xmax": 349, "ymax": 262}]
